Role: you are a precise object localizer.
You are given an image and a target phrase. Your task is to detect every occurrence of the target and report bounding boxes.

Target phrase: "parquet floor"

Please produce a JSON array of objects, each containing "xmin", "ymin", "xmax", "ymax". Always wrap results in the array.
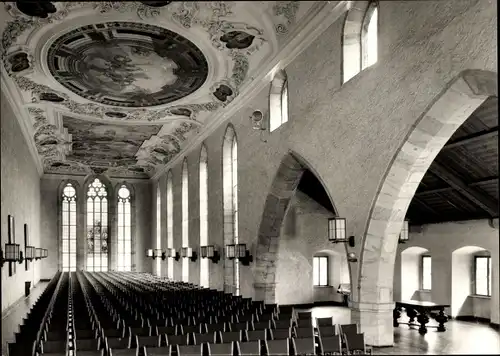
[{"xmin": 299, "ymin": 306, "xmax": 500, "ymax": 355}]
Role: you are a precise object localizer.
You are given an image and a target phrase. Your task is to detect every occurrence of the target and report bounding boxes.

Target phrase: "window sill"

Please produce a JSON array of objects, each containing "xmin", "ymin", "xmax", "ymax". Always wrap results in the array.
[
  {"xmin": 314, "ymin": 285, "xmax": 332, "ymax": 288},
  {"xmin": 471, "ymin": 294, "xmax": 491, "ymax": 299}
]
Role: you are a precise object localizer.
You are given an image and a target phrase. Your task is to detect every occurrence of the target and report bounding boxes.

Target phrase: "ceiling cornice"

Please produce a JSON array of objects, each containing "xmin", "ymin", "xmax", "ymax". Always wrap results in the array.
[
  {"xmin": 41, "ymin": 173, "xmax": 151, "ymax": 184},
  {"xmin": 151, "ymin": 1, "xmax": 352, "ymax": 181},
  {"xmin": 1, "ymin": 68, "xmax": 44, "ymax": 176}
]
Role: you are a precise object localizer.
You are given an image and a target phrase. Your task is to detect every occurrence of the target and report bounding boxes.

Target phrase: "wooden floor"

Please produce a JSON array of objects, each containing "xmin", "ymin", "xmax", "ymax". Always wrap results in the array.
[
  {"xmin": 299, "ymin": 306, "xmax": 500, "ymax": 355},
  {"xmin": 1, "ymin": 281, "xmax": 49, "ymax": 355}
]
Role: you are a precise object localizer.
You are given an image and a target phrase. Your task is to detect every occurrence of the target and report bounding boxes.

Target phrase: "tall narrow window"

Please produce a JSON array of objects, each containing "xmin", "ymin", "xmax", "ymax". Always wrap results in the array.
[
  {"xmin": 62, "ymin": 183, "xmax": 77, "ymax": 272},
  {"xmin": 313, "ymin": 256, "xmax": 328, "ymax": 286},
  {"xmin": 421, "ymin": 255, "xmax": 432, "ymax": 290},
  {"xmin": 156, "ymin": 185, "xmax": 161, "ymax": 276},
  {"xmin": 223, "ymin": 126, "xmax": 239, "ymax": 295},
  {"xmin": 166, "ymin": 171, "xmax": 174, "ymax": 279},
  {"xmin": 199, "ymin": 146, "xmax": 209, "ymax": 288},
  {"xmin": 86, "ymin": 178, "xmax": 108, "ymax": 272},
  {"xmin": 362, "ymin": 3, "xmax": 378, "ymax": 69},
  {"xmin": 182, "ymin": 160, "xmax": 189, "ymax": 282},
  {"xmin": 475, "ymin": 256, "xmax": 491, "ymax": 296},
  {"xmin": 269, "ymin": 70, "xmax": 289, "ymax": 132},
  {"xmin": 342, "ymin": 1, "xmax": 378, "ymax": 83},
  {"xmin": 117, "ymin": 184, "xmax": 131, "ymax": 272}
]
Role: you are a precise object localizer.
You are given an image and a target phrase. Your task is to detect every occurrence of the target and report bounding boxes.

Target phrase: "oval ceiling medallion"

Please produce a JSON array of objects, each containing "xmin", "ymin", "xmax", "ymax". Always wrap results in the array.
[{"xmin": 46, "ymin": 22, "xmax": 209, "ymax": 108}]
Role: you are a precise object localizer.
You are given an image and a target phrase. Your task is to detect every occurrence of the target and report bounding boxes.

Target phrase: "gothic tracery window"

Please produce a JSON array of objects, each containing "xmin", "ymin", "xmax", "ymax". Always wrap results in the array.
[
  {"xmin": 62, "ymin": 183, "xmax": 77, "ymax": 272},
  {"xmin": 86, "ymin": 178, "xmax": 109, "ymax": 272},
  {"xmin": 117, "ymin": 184, "xmax": 132, "ymax": 272}
]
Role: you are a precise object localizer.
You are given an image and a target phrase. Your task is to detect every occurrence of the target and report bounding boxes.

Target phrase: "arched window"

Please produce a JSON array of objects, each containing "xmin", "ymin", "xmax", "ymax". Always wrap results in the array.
[
  {"xmin": 181, "ymin": 159, "xmax": 189, "ymax": 282},
  {"xmin": 156, "ymin": 185, "xmax": 161, "ymax": 276},
  {"xmin": 223, "ymin": 126, "xmax": 240, "ymax": 295},
  {"xmin": 86, "ymin": 177, "xmax": 109, "ymax": 272},
  {"xmin": 199, "ymin": 146, "xmax": 209, "ymax": 288},
  {"xmin": 166, "ymin": 171, "xmax": 174, "ymax": 279},
  {"xmin": 117, "ymin": 184, "xmax": 132, "ymax": 272},
  {"xmin": 269, "ymin": 70, "xmax": 289, "ymax": 132},
  {"xmin": 362, "ymin": 3, "xmax": 378, "ymax": 69},
  {"xmin": 61, "ymin": 182, "xmax": 77, "ymax": 272},
  {"xmin": 342, "ymin": 1, "xmax": 379, "ymax": 83}
]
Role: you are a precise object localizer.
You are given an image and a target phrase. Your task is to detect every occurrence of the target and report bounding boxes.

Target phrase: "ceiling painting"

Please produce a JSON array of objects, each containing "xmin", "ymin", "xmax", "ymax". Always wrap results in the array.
[{"xmin": 0, "ymin": 1, "xmax": 321, "ymax": 178}]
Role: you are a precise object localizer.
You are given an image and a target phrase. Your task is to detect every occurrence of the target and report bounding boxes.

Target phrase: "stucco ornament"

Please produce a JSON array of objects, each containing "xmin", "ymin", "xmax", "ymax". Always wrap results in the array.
[{"xmin": 272, "ymin": 1, "xmax": 300, "ymax": 35}]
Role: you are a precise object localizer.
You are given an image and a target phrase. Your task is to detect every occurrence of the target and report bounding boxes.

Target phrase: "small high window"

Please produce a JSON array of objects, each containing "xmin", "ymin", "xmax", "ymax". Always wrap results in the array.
[
  {"xmin": 269, "ymin": 70, "xmax": 289, "ymax": 132},
  {"xmin": 313, "ymin": 256, "xmax": 329, "ymax": 286}
]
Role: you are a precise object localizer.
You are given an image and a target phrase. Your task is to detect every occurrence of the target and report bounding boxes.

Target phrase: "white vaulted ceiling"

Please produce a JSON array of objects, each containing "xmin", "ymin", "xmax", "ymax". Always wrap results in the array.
[{"xmin": 0, "ymin": 1, "xmax": 339, "ymax": 179}]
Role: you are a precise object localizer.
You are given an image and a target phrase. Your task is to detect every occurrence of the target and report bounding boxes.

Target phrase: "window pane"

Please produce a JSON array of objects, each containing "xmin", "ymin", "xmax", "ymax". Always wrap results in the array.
[
  {"xmin": 422, "ymin": 256, "xmax": 432, "ymax": 290},
  {"xmin": 313, "ymin": 257, "xmax": 319, "ymax": 286},
  {"xmin": 363, "ymin": 6, "xmax": 378, "ymax": 69},
  {"xmin": 475, "ymin": 257, "xmax": 489, "ymax": 295},
  {"xmin": 319, "ymin": 257, "xmax": 328, "ymax": 286}
]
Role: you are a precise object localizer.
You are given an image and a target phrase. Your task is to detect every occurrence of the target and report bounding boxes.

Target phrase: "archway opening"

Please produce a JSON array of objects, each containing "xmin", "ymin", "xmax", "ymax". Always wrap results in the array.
[
  {"xmin": 400, "ymin": 246, "xmax": 430, "ymax": 301},
  {"xmin": 254, "ymin": 153, "xmax": 343, "ymax": 303},
  {"xmin": 451, "ymin": 245, "xmax": 490, "ymax": 319}
]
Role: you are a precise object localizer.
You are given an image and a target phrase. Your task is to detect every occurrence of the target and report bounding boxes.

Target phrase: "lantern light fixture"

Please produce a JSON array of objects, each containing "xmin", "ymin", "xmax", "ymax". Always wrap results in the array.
[
  {"xmin": 181, "ymin": 247, "xmax": 198, "ymax": 262},
  {"xmin": 398, "ymin": 220, "xmax": 409, "ymax": 244},
  {"xmin": 200, "ymin": 245, "xmax": 220, "ymax": 264},
  {"xmin": 328, "ymin": 217, "xmax": 355, "ymax": 247},
  {"xmin": 35, "ymin": 248, "xmax": 42, "ymax": 260},
  {"xmin": 226, "ymin": 243, "xmax": 253, "ymax": 266},
  {"xmin": 146, "ymin": 249, "xmax": 154, "ymax": 258}
]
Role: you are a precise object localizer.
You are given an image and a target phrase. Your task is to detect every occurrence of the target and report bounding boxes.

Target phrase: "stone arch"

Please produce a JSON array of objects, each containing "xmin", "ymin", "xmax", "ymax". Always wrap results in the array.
[
  {"xmin": 357, "ymin": 70, "xmax": 497, "ymax": 309},
  {"xmin": 254, "ymin": 151, "xmax": 339, "ymax": 302}
]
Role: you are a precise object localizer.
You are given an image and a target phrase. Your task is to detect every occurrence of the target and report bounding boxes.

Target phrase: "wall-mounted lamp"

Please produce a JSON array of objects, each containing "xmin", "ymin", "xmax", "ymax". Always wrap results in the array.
[
  {"xmin": 328, "ymin": 217, "xmax": 355, "ymax": 247},
  {"xmin": 1, "ymin": 243, "xmax": 23, "ymax": 268},
  {"xmin": 347, "ymin": 252, "xmax": 358, "ymax": 263},
  {"xmin": 25, "ymin": 246, "xmax": 35, "ymax": 261},
  {"xmin": 146, "ymin": 249, "xmax": 154, "ymax": 258},
  {"xmin": 42, "ymin": 249, "xmax": 48, "ymax": 259},
  {"xmin": 201, "ymin": 245, "xmax": 220, "ymax": 264},
  {"xmin": 250, "ymin": 110, "xmax": 268, "ymax": 143},
  {"xmin": 181, "ymin": 247, "xmax": 198, "ymax": 262},
  {"xmin": 226, "ymin": 243, "xmax": 253, "ymax": 266},
  {"xmin": 154, "ymin": 248, "xmax": 166, "ymax": 260},
  {"xmin": 398, "ymin": 220, "xmax": 409, "ymax": 244},
  {"xmin": 35, "ymin": 248, "xmax": 43, "ymax": 261},
  {"xmin": 168, "ymin": 248, "xmax": 180, "ymax": 261}
]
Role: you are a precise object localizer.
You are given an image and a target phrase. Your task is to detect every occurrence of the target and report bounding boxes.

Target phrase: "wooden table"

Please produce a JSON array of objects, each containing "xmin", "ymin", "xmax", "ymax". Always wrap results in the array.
[{"xmin": 394, "ymin": 300, "xmax": 450, "ymax": 335}]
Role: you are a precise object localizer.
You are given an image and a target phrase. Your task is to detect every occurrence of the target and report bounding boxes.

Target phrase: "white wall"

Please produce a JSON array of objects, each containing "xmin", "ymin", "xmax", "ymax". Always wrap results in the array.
[
  {"xmin": 1, "ymin": 92, "xmax": 42, "ymax": 312},
  {"xmin": 393, "ymin": 219, "xmax": 499, "ymax": 325},
  {"xmin": 399, "ymin": 247, "xmax": 428, "ymax": 301}
]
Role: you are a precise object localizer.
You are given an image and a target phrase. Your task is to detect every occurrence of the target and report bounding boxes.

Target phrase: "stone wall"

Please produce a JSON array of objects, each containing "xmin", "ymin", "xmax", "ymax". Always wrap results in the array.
[
  {"xmin": 393, "ymin": 219, "xmax": 499, "ymax": 325},
  {"xmin": 1, "ymin": 92, "xmax": 42, "ymax": 312}
]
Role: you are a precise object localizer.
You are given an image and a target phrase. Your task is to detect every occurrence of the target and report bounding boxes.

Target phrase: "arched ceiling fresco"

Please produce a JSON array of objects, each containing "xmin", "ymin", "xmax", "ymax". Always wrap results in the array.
[{"xmin": 0, "ymin": 1, "xmax": 320, "ymax": 178}]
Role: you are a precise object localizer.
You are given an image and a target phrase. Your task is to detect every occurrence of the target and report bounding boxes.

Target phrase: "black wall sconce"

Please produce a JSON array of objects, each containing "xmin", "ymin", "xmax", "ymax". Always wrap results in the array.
[
  {"xmin": 398, "ymin": 220, "xmax": 409, "ymax": 244},
  {"xmin": 226, "ymin": 243, "xmax": 253, "ymax": 266},
  {"xmin": 35, "ymin": 248, "xmax": 43, "ymax": 260},
  {"xmin": 181, "ymin": 247, "xmax": 198, "ymax": 263},
  {"xmin": 168, "ymin": 248, "xmax": 180, "ymax": 262},
  {"xmin": 154, "ymin": 248, "xmax": 166, "ymax": 260},
  {"xmin": 2, "ymin": 215, "xmax": 23, "ymax": 276},
  {"xmin": 328, "ymin": 217, "xmax": 355, "ymax": 247},
  {"xmin": 201, "ymin": 245, "xmax": 220, "ymax": 264}
]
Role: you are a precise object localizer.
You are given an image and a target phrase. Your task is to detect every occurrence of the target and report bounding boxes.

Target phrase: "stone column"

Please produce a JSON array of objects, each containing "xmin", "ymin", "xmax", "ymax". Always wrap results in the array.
[
  {"xmin": 350, "ymin": 301, "xmax": 395, "ymax": 347},
  {"xmin": 253, "ymin": 282, "xmax": 276, "ymax": 303}
]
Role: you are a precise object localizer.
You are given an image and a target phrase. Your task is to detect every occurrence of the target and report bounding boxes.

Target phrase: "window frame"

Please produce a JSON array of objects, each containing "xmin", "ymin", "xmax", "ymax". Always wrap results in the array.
[
  {"xmin": 474, "ymin": 256, "xmax": 491, "ymax": 297},
  {"xmin": 116, "ymin": 183, "xmax": 132, "ymax": 272},
  {"xmin": 313, "ymin": 255, "xmax": 329, "ymax": 287},
  {"xmin": 420, "ymin": 255, "xmax": 432, "ymax": 291},
  {"xmin": 61, "ymin": 182, "xmax": 77, "ymax": 272},
  {"xmin": 269, "ymin": 70, "xmax": 288, "ymax": 132},
  {"xmin": 361, "ymin": 0, "xmax": 379, "ymax": 70}
]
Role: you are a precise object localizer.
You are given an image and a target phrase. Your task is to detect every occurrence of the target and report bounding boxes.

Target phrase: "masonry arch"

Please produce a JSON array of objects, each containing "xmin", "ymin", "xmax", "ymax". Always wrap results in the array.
[
  {"xmin": 357, "ymin": 70, "xmax": 497, "ymax": 309},
  {"xmin": 254, "ymin": 151, "xmax": 342, "ymax": 302}
]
